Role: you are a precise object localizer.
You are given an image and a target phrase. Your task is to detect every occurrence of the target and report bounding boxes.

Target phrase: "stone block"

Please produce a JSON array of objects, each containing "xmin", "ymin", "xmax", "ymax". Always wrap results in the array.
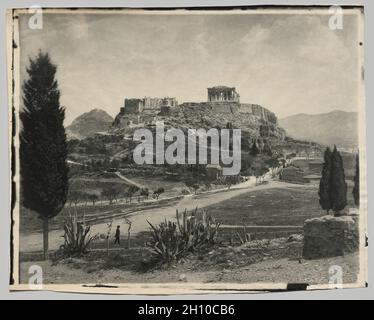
[{"xmin": 302, "ymin": 215, "xmax": 359, "ymax": 259}]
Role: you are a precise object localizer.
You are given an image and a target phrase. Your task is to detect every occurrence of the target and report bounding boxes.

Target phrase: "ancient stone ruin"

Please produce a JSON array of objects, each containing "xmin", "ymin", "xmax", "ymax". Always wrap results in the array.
[
  {"xmin": 112, "ymin": 86, "xmax": 278, "ymax": 129},
  {"xmin": 302, "ymin": 215, "xmax": 359, "ymax": 259},
  {"xmin": 207, "ymin": 86, "xmax": 240, "ymax": 103}
]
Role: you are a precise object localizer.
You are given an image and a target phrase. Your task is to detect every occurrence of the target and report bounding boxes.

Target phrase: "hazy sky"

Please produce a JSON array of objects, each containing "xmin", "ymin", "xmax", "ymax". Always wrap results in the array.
[{"xmin": 18, "ymin": 10, "xmax": 362, "ymax": 125}]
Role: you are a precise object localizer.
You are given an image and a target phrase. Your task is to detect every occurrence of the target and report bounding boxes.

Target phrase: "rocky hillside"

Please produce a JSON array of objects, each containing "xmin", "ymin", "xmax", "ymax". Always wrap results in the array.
[
  {"xmin": 279, "ymin": 110, "xmax": 358, "ymax": 148},
  {"xmin": 168, "ymin": 104, "xmax": 285, "ymax": 140},
  {"xmin": 66, "ymin": 109, "xmax": 114, "ymax": 140},
  {"xmin": 112, "ymin": 103, "xmax": 286, "ymax": 143}
]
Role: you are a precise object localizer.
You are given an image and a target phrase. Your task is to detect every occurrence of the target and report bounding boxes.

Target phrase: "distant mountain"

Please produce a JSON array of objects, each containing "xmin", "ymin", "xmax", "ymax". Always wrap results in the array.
[
  {"xmin": 66, "ymin": 109, "xmax": 114, "ymax": 140},
  {"xmin": 279, "ymin": 110, "xmax": 358, "ymax": 148}
]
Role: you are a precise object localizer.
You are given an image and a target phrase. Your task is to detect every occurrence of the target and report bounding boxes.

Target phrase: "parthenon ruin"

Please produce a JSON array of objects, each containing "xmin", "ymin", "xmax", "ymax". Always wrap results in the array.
[{"xmin": 207, "ymin": 86, "xmax": 240, "ymax": 103}]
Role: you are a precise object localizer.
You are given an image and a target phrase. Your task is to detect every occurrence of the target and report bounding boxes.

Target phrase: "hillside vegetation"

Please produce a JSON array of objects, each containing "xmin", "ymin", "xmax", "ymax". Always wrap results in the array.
[{"xmin": 279, "ymin": 110, "xmax": 358, "ymax": 148}]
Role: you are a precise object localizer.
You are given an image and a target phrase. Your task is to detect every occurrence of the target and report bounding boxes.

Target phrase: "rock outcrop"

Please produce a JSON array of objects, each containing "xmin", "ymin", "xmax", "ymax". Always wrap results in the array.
[
  {"xmin": 303, "ymin": 215, "xmax": 359, "ymax": 259},
  {"xmin": 112, "ymin": 102, "xmax": 285, "ymax": 142}
]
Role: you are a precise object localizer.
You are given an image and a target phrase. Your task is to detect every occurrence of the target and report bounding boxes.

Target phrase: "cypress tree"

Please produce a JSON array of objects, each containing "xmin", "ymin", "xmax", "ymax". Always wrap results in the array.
[
  {"xmin": 20, "ymin": 52, "xmax": 68, "ymax": 259},
  {"xmin": 330, "ymin": 146, "xmax": 347, "ymax": 214},
  {"xmin": 352, "ymin": 153, "xmax": 360, "ymax": 206},
  {"xmin": 319, "ymin": 147, "xmax": 332, "ymax": 214}
]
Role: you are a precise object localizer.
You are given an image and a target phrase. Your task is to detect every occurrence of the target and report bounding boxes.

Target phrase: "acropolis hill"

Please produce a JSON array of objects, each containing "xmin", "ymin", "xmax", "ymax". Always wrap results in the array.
[{"xmin": 112, "ymin": 86, "xmax": 285, "ymax": 141}]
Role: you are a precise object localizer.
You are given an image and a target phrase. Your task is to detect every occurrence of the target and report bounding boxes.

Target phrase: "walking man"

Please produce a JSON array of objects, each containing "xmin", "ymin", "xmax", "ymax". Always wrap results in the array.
[{"xmin": 114, "ymin": 225, "xmax": 121, "ymax": 245}]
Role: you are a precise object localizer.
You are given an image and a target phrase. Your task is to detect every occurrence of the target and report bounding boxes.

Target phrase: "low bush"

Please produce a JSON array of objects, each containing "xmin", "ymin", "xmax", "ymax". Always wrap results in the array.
[
  {"xmin": 58, "ymin": 216, "xmax": 98, "ymax": 257},
  {"xmin": 147, "ymin": 208, "xmax": 220, "ymax": 263},
  {"xmin": 176, "ymin": 208, "xmax": 220, "ymax": 250},
  {"xmin": 147, "ymin": 219, "xmax": 184, "ymax": 262}
]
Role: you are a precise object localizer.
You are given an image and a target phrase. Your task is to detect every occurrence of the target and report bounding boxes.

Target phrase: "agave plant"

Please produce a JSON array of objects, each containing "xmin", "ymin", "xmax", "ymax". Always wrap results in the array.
[
  {"xmin": 147, "ymin": 219, "xmax": 184, "ymax": 262},
  {"xmin": 236, "ymin": 224, "xmax": 251, "ymax": 245},
  {"xmin": 147, "ymin": 208, "xmax": 220, "ymax": 263},
  {"xmin": 59, "ymin": 216, "xmax": 98, "ymax": 257},
  {"xmin": 176, "ymin": 208, "xmax": 220, "ymax": 250}
]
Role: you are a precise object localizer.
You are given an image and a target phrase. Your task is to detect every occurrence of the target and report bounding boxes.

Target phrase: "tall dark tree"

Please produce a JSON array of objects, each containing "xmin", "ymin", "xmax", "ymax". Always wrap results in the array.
[
  {"xmin": 352, "ymin": 153, "xmax": 360, "ymax": 206},
  {"xmin": 318, "ymin": 147, "xmax": 332, "ymax": 214},
  {"xmin": 20, "ymin": 52, "xmax": 68, "ymax": 259},
  {"xmin": 330, "ymin": 146, "xmax": 347, "ymax": 214}
]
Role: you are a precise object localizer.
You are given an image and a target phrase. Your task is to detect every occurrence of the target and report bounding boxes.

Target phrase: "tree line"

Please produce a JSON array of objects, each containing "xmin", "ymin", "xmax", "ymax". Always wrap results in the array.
[
  {"xmin": 68, "ymin": 185, "xmax": 165, "ymax": 207},
  {"xmin": 319, "ymin": 146, "xmax": 360, "ymax": 215}
]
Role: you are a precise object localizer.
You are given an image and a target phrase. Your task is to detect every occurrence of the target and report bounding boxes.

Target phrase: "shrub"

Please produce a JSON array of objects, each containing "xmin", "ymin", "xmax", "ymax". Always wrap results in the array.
[
  {"xmin": 140, "ymin": 188, "xmax": 149, "ymax": 199},
  {"xmin": 101, "ymin": 186, "xmax": 118, "ymax": 204},
  {"xmin": 153, "ymin": 187, "xmax": 165, "ymax": 200},
  {"xmin": 236, "ymin": 225, "xmax": 251, "ymax": 245},
  {"xmin": 147, "ymin": 208, "xmax": 220, "ymax": 263},
  {"xmin": 59, "ymin": 216, "xmax": 98, "ymax": 257},
  {"xmin": 176, "ymin": 208, "xmax": 220, "ymax": 250},
  {"xmin": 147, "ymin": 219, "xmax": 183, "ymax": 262},
  {"xmin": 185, "ymin": 180, "xmax": 200, "ymax": 194},
  {"xmin": 180, "ymin": 188, "xmax": 191, "ymax": 195},
  {"xmin": 87, "ymin": 194, "xmax": 99, "ymax": 206}
]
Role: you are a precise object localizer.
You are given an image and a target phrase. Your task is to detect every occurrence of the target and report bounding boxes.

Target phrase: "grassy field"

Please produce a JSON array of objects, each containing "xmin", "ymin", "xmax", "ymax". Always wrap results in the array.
[
  {"xmin": 67, "ymin": 183, "xmax": 357, "ymax": 249},
  {"xmin": 204, "ymin": 184, "xmax": 355, "ymax": 227},
  {"xmin": 69, "ymin": 173, "xmax": 131, "ymax": 195}
]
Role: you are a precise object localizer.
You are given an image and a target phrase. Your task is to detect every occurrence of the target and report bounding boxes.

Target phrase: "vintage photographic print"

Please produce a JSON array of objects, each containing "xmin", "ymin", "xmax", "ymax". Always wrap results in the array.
[{"xmin": 7, "ymin": 7, "xmax": 367, "ymax": 294}]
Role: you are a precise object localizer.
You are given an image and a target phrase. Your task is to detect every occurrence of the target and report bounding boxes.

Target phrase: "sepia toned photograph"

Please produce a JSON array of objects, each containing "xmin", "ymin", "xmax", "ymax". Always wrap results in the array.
[{"xmin": 7, "ymin": 6, "xmax": 367, "ymax": 294}]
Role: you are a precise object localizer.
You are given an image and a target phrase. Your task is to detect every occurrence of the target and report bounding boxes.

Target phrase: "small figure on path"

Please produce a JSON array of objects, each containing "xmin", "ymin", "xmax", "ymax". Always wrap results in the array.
[{"xmin": 114, "ymin": 225, "xmax": 121, "ymax": 245}]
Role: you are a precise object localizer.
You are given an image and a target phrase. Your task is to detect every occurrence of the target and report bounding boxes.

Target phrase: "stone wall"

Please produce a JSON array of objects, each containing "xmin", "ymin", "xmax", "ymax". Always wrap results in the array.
[
  {"xmin": 239, "ymin": 103, "xmax": 254, "ymax": 114},
  {"xmin": 183, "ymin": 101, "xmax": 278, "ymax": 124},
  {"xmin": 239, "ymin": 104, "xmax": 277, "ymax": 124},
  {"xmin": 303, "ymin": 215, "xmax": 359, "ymax": 259},
  {"xmin": 205, "ymin": 101, "xmax": 241, "ymax": 113},
  {"xmin": 124, "ymin": 98, "xmax": 143, "ymax": 114}
]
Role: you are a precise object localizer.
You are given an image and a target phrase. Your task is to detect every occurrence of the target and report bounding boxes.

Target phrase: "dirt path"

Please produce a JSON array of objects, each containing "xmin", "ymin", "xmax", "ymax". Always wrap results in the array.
[
  {"xmin": 19, "ymin": 180, "xmax": 306, "ymax": 252},
  {"xmin": 113, "ymin": 171, "xmax": 145, "ymax": 189}
]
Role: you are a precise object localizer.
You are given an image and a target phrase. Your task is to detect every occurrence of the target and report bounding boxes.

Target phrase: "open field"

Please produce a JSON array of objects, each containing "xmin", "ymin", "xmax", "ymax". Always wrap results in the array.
[
  {"xmin": 206, "ymin": 185, "xmax": 322, "ymax": 226},
  {"xmin": 205, "ymin": 184, "xmax": 356, "ymax": 226},
  {"xmin": 70, "ymin": 172, "xmax": 131, "ymax": 193}
]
